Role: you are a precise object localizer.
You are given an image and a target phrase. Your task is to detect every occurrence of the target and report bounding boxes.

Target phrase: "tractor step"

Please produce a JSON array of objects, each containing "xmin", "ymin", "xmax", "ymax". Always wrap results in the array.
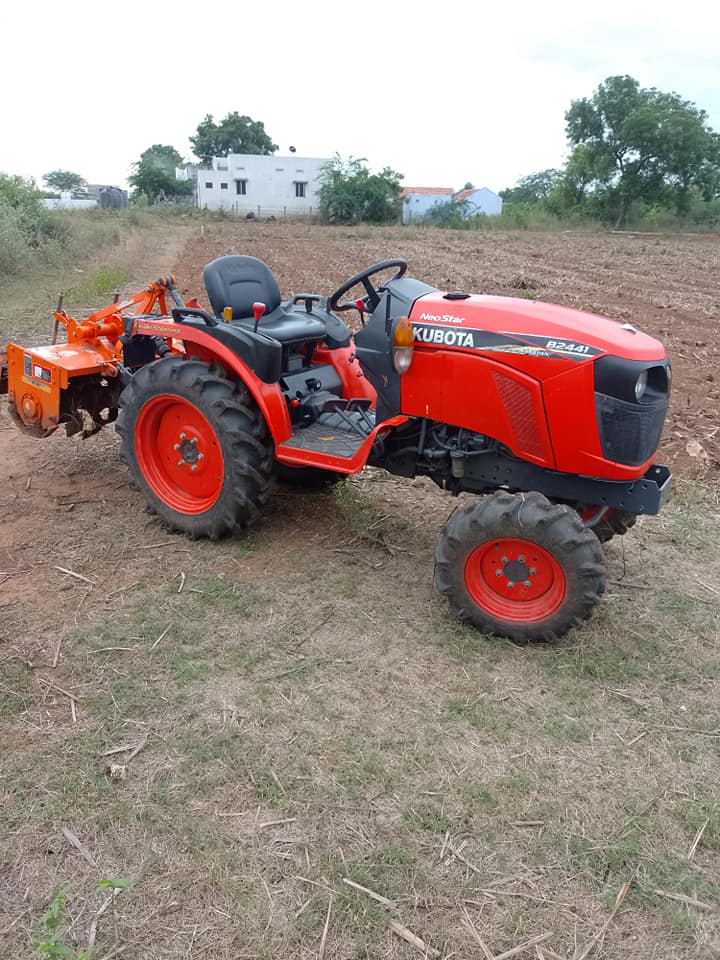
[
  {"xmin": 282, "ymin": 420, "xmax": 368, "ymax": 458},
  {"xmin": 275, "ymin": 407, "xmax": 392, "ymax": 474}
]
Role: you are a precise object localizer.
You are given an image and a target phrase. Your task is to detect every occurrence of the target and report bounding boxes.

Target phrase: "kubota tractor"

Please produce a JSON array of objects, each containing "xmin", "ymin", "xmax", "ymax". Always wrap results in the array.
[{"xmin": 1, "ymin": 256, "xmax": 672, "ymax": 641}]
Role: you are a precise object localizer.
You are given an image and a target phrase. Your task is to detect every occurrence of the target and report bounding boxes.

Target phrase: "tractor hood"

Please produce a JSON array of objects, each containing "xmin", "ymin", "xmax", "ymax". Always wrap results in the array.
[{"xmin": 409, "ymin": 292, "xmax": 666, "ymax": 362}]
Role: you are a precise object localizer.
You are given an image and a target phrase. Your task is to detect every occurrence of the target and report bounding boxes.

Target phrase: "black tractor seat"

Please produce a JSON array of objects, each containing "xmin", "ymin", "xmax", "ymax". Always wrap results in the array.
[
  {"xmin": 237, "ymin": 302, "xmax": 326, "ymax": 346},
  {"xmin": 203, "ymin": 255, "xmax": 327, "ymax": 346}
]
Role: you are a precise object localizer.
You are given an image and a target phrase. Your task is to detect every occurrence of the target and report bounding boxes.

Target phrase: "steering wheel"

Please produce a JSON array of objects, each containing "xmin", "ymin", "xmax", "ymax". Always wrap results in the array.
[{"xmin": 328, "ymin": 258, "xmax": 408, "ymax": 314}]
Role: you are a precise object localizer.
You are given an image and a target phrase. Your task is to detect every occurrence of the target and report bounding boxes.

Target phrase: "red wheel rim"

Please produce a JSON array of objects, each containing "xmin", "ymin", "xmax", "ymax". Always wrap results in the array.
[
  {"xmin": 464, "ymin": 538, "xmax": 566, "ymax": 623},
  {"xmin": 134, "ymin": 395, "xmax": 225, "ymax": 514}
]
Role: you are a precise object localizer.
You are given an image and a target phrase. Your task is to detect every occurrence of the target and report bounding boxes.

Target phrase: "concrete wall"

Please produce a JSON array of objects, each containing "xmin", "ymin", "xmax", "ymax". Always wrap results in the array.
[
  {"xmin": 195, "ymin": 154, "xmax": 328, "ymax": 216},
  {"xmin": 41, "ymin": 191, "xmax": 96, "ymax": 211}
]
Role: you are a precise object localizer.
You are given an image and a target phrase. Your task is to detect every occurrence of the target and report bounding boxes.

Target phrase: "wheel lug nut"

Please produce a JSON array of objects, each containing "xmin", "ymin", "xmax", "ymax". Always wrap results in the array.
[
  {"xmin": 179, "ymin": 432, "xmax": 186, "ymax": 440},
  {"xmin": 524, "ymin": 580, "xmax": 531, "ymax": 588},
  {"xmin": 197, "ymin": 453, "xmax": 204, "ymax": 461},
  {"xmin": 501, "ymin": 556, "xmax": 508, "ymax": 564},
  {"xmin": 495, "ymin": 569, "xmax": 502, "ymax": 577},
  {"xmin": 178, "ymin": 459, "xmax": 185, "ymax": 466},
  {"xmin": 191, "ymin": 464, "xmax": 198, "ymax": 472},
  {"xmin": 507, "ymin": 581, "xmax": 515, "ymax": 589},
  {"xmin": 173, "ymin": 443, "xmax": 180, "ymax": 451},
  {"xmin": 529, "ymin": 567, "xmax": 537, "ymax": 575},
  {"xmin": 518, "ymin": 555, "xmax": 525, "ymax": 563}
]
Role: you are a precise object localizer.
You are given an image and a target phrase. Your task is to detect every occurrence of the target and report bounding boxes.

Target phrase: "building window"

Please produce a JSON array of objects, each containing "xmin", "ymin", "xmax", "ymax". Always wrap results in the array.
[
  {"xmin": 205, "ymin": 182, "xmax": 213, "ymax": 189},
  {"xmin": 294, "ymin": 181, "xmax": 308, "ymax": 198},
  {"xmin": 275, "ymin": 168, "xmax": 284, "ymax": 173},
  {"xmin": 220, "ymin": 182, "xmax": 228, "ymax": 190},
  {"xmin": 235, "ymin": 179, "xmax": 247, "ymax": 196}
]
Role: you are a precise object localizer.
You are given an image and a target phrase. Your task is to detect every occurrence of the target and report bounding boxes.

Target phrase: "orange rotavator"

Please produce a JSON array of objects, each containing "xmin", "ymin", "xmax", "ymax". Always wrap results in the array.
[{"xmin": 0, "ymin": 256, "xmax": 672, "ymax": 642}]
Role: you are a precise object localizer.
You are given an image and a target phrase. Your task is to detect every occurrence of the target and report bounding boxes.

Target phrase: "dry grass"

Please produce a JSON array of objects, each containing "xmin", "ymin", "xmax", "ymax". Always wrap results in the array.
[
  {"xmin": 1, "ymin": 456, "xmax": 719, "ymax": 959},
  {"xmin": 1, "ymin": 220, "xmax": 720, "ymax": 959}
]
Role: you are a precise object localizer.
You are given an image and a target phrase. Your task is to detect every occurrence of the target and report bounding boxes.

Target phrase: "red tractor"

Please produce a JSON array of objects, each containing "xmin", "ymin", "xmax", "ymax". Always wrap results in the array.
[{"xmin": 1, "ymin": 256, "xmax": 672, "ymax": 641}]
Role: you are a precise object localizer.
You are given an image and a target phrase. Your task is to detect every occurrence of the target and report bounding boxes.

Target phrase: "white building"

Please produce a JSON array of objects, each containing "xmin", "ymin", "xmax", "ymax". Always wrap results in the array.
[
  {"xmin": 452, "ymin": 186, "xmax": 503, "ymax": 217},
  {"xmin": 401, "ymin": 187, "xmax": 454, "ymax": 224},
  {"xmin": 188, "ymin": 154, "xmax": 329, "ymax": 216}
]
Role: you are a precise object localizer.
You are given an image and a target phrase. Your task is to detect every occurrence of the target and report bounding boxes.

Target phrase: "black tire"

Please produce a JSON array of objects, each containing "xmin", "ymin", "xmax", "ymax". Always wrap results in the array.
[
  {"xmin": 591, "ymin": 509, "xmax": 637, "ymax": 544},
  {"xmin": 554, "ymin": 502, "xmax": 639, "ymax": 544},
  {"xmin": 435, "ymin": 490, "xmax": 606, "ymax": 642},
  {"xmin": 116, "ymin": 357, "xmax": 273, "ymax": 539},
  {"xmin": 273, "ymin": 462, "xmax": 344, "ymax": 490}
]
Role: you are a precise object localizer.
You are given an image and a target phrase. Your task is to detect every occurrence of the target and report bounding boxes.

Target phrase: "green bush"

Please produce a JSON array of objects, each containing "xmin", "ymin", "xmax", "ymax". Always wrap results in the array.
[
  {"xmin": 0, "ymin": 174, "xmax": 131, "ymax": 280},
  {"xmin": 318, "ymin": 155, "xmax": 403, "ymax": 225},
  {"xmin": 0, "ymin": 174, "xmax": 75, "ymax": 274}
]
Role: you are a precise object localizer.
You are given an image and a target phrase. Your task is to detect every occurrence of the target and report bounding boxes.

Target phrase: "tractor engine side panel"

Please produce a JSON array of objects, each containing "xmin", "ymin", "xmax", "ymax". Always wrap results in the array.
[{"xmin": 400, "ymin": 350, "xmax": 555, "ymax": 468}]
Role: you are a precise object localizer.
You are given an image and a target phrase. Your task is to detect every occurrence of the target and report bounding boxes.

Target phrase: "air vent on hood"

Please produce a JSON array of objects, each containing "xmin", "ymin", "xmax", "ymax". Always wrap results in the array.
[{"xmin": 493, "ymin": 372, "xmax": 544, "ymax": 459}]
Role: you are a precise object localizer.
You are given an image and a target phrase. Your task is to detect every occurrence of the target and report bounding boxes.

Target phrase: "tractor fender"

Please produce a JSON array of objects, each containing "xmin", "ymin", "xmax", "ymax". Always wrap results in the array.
[{"xmin": 133, "ymin": 318, "xmax": 292, "ymax": 444}]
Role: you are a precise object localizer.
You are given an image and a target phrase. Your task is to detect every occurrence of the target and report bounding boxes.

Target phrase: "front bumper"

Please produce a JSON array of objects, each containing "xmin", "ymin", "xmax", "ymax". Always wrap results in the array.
[{"xmin": 463, "ymin": 454, "xmax": 672, "ymax": 516}]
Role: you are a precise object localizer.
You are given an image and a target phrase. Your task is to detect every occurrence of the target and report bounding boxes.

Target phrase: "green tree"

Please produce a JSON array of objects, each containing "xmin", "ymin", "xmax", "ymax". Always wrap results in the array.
[
  {"xmin": 501, "ymin": 169, "xmax": 562, "ymax": 205},
  {"xmin": 190, "ymin": 112, "xmax": 277, "ymax": 164},
  {"xmin": 43, "ymin": 169, "xmax": 87, "ymax": 193},
  {"xmin": 318, "ymin": 155, "xmax": 403, "ymax": 225},
  {"xmin": 128, "ymin": 145, "xmax": 193, "ymax": 203},
  {"xmin": 565, "ymin": 75, "xmax": 720, "ymax": 227},
  {"xmin": 0, "ymin": 173, "xmax": 42, "ymax": 210}
]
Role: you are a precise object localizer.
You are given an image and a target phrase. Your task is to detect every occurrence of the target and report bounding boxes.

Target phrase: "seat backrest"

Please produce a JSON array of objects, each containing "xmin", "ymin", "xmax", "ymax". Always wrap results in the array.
[{"xmin": 203, "ymin": 255, "xmax": 282, "ymax": 320}]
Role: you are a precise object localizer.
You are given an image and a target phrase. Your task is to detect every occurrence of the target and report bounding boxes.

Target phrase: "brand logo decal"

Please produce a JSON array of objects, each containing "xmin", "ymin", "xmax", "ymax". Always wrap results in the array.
[
  {"xmin": 413, "ymin": 325, "xmax": 475, "ymax": 347},
  {"xmin": 418, "ymin": 312, "xmax": 464, "ymax": 325}
]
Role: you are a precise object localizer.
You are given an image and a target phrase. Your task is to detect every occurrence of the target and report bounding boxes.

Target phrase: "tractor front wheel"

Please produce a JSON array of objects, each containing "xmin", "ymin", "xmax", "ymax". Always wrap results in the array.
[
  {"xmin": 435, "ymin": 491, "xmax": 605, "ymax": 642},
  {"xmin": 579, "ymin": 506, "xmax": 638, "ymax": 543},
  {"xmin": 117, "ymin": 358, "xmax": 273, "ymax": 538}
]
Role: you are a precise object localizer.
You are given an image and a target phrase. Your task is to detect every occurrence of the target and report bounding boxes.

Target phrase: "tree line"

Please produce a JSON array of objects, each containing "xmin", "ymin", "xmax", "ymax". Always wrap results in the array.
[
  {"xmin": 8, "ymin": 75, "xmax": 720, "ymax": 229},
  {"xmin": 501, "ymin": 75, "xmax": 720, "ymax": 229}
]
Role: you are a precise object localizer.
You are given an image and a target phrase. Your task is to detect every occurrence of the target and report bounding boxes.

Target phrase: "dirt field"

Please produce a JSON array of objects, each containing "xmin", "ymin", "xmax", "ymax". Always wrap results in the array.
[{"xmin": 1, "ymin": 221, "xmax": 719, "ymax": 960}]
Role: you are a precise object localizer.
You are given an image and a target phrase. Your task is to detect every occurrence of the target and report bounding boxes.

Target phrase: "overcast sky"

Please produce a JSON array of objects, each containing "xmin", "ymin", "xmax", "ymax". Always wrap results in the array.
[{"xmin": 2, "ymin": 0, "xmax": 719, "ymax": 194}]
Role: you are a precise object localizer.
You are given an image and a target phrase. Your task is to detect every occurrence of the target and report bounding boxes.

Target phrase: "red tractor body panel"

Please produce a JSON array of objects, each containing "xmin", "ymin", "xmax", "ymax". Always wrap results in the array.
[
  {"xmin": 409, "ymin": 293, "xmax": 665, "ymax": 361},
  {"xmin": 403, "ymin": 293, "xmax": 668, "ymax": 481}
]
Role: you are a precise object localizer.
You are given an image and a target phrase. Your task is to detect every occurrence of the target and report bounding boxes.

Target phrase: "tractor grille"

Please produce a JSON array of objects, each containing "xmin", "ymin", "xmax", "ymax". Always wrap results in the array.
[
  {"xmin": 492, "ymin": 373, "xmax": 544, "ymax": 459},
  {"xmin": 595, "ymin": 393, "xmax": 667, "ymax": 466}
]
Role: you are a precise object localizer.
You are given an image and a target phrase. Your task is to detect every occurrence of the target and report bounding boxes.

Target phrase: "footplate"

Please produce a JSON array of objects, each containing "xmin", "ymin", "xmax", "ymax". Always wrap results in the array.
[
  {"xmin": 275, "ymin": 412, "xmax": 405, "ymax": 475},
  {"xmin": 281, "ymin": 420, "xmax": 369, "ymax": 458}
]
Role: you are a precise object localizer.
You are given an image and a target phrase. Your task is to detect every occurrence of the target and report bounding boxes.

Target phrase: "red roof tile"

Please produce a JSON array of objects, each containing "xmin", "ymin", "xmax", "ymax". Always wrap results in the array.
[{"xmin": 452, "ymin": 188, "xmax": 479, "ymax": 202}]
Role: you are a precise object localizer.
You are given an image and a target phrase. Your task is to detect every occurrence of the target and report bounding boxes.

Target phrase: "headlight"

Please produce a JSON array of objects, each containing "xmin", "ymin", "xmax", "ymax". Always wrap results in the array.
[
  {"xmin": 392, "ymin": 316, "xmax": 414, "ymax": 374},
  {"xmin": 634, "ymin": 371, "xmax": 648, "ymax": 401}
]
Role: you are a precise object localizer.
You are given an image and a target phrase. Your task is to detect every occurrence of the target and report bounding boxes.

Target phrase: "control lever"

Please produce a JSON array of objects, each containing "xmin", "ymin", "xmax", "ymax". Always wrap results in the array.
[{"xmin": 253, "ymin": 302, "xmax": 266, "ymax": 333}]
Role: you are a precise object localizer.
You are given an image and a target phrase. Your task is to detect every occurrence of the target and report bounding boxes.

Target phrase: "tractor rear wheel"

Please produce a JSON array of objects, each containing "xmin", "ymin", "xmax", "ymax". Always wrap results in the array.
[
  {"xmin": 117, "ymin": 358, "xmax": 272, "ymax": 538},
  {"xmin": 435, "ymin": 491, "xmax": 605, "ymax": 642}
]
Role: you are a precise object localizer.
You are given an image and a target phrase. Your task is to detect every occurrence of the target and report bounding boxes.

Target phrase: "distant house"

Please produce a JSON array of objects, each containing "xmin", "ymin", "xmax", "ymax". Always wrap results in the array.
[
  {"xmin": 452, "ymin": 186, "xmax": 502, "ymax": 217},
  {"xmin": 402, "ymin": 187, "xmax": 454, "ymax": 224},
  {"xmin": 180, "ymin": 154, "xmax": 329, "ymax": 216}
]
